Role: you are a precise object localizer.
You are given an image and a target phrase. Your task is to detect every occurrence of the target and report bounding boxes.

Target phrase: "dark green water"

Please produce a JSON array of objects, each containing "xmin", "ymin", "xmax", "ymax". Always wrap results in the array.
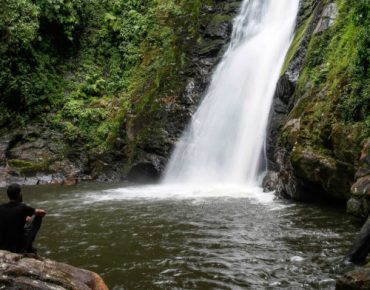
[{"xmin": 0, "ymin": 183, "xmax": 362, "ymax": 289}]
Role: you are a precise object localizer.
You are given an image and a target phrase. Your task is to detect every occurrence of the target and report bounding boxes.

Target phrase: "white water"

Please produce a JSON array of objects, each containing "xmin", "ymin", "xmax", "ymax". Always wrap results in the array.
[
  {"xmin": 163, "ymin": 0, "xmax": 299, "ymax": 186},
  {"xmin": 82, "ymin": 184, "xmax": 277, "ymax": 205}
]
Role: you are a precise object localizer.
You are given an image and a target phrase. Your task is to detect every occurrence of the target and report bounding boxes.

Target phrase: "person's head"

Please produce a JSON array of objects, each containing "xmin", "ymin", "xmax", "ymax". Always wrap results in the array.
[{"xmin": 7, "ymin": 183, "xmax": 22, "ymax": 202}]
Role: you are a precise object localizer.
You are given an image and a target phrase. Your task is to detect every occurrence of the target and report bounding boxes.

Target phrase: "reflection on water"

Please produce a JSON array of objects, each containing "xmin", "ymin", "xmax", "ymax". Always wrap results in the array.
[{"xmin": 0, "ymin": 183, "xmax": 361, "ymax": 289}]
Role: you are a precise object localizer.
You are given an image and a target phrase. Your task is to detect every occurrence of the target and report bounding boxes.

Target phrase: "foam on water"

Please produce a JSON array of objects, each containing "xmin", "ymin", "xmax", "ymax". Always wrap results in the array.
[
  {"xmin": 82, "ymin": 184, "xmax": 275, "ymax": 204},
  {"xmin": 81, "ymin": 1, "xmax": 299, "ymax": 205}
]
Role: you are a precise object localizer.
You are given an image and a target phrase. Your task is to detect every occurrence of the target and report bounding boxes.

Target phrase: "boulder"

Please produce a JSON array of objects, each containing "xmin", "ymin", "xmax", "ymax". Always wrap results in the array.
[
  {"xmin": 0, "ymin": 126, "xmax": 74, "ymax": 187},
  {"xmin": 291, "ymin": 147, "xmax": 354, "ymax": 200},
  {"xmin": 336, "ymin": 264, "xmax": 370, "ymax": 290},
  {"xmin": 0, "ymin": 250, "xmax": 108, "ymax": 290}
]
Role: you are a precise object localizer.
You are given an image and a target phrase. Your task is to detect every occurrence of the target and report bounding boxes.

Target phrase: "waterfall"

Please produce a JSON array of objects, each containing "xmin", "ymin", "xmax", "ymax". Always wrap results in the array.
[{"xmin": 163, "ymin": 0, "xmax": 299, "ymax": 186}]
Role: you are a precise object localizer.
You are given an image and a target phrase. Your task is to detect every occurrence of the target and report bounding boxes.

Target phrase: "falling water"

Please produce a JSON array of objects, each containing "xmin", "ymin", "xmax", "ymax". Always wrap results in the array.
[{"xmin": 163, "ymin": 0, "xmax": 299, "ymax": 186}]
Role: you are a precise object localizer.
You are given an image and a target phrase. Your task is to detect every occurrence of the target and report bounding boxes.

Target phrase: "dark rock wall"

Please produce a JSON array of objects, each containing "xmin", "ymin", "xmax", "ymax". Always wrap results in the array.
[
  {"xmin": 0, "ymin": 126, "xmax": 86, "ymax": 187},
  {"xmin": 264, "ymin": 0, "xmax": 369, "ymax": 215},
  {"xmin": 123, "ymin": 0, "xmax": 241, "ymax": 180},
  {"xmin": 264, "ymin": 0, "xmax": 328, "ymax": 200}
]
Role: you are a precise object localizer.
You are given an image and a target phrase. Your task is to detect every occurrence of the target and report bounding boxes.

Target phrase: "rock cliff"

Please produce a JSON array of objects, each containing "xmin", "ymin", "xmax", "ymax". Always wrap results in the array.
[
  {"xmin": 122, "ymin": 0, "xmax": 241, "ymax": 181},
  {"xmin": 263, "ymin": 0, "xmax": 369, "ymax": 215}
]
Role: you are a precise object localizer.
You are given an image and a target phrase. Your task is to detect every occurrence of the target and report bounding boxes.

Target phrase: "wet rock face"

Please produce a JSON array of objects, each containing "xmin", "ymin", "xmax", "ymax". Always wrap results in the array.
[
  {"xmin": 263, "ymin": 0, "xmax": 366, "ymax": 203},
  {"xmin": 265, "ymin": 0, "xmax": 325, "ymax": 179},
  {"xmin": 124, "ymin": 0, "xmax": 241, "ymax": 180},
  {"xmin": 264, "ymin": 0, "xmax": 325, "ymax": 199},
  {"xmin": 0, "ymin": 127, "xmax": 76, "ymax": 187},
  {"xmin": 0, "ymin": 126, "xmax": 98, "ymax": 187},
  {"xmin": 127, "ymin": 162, "xmax": 160, "ymax": 182},
  {"xmin": 0, "ymin": 250, "xmax": 108, "ymax": 290},
  {"xmin": 0, "ymin": 124, "xmax": 130, "ymax": 187}
]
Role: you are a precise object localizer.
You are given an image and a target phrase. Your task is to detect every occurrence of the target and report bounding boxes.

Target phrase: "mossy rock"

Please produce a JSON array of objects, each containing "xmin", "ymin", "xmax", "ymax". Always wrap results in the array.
[
  {"xmin": 205, "ymin": 14, "xmax": 233, "ymax": 38},
  {"xmin": 281, "ymin": 9, "xmax": 315, "ymax": 75},
  {"xmin": 196, "ymin": 37, "xmax": 226, "ymax": 56},
  {"xmin": 331, "ymin": 122, "xmax": 364, "ymax": 165},
  {"xmin": 291, "ymin": 146, "xmax": 353, "ymax": 199},
  {"xmin": 8, "ymin": 159, "xmax": 50, "ymax": 175},
  {"xmin": 346, "ymin": 197, "xmax": 369, "ymax": 218}
]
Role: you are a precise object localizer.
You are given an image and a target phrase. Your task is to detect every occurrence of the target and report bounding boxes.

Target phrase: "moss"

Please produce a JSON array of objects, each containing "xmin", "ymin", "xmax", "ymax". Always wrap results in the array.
[
  {"xmin": 296, "ymin": 0, "xmax": 369, "ymax": 122},
  {"xmin": 280, "ymin": 0, "xmax": 369, "ymax": 200},
  {"xmin": 347, "ymin": 197, "xmax": 369, "ymax": 218},
  {"xmin": 286, "ymin": 0, "xmax": 369, "ymax": 156},
  {"xmin": 281, "ymin": 11, "xmax": 315, "ymax": 75},
  {"xmin": 8, "ymin": 159, "xmax": 49, "ymax": 174},
  {"xmin": 0, "ymin": 0, "xmax": 239, "ymax": 170}
]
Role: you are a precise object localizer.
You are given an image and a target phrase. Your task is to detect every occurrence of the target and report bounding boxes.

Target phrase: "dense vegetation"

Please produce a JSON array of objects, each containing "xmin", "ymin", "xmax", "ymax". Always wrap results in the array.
[
  {"xmin": 0, "ymin": 0, "xmax": 368, "ymax": 187},
  {"xmin": 0, "ymin": 0, "xmax": 204, "ymax": 153},
  {"xmin": 297, "ymin": 0, "xmax": 369, "ymax": 125}
]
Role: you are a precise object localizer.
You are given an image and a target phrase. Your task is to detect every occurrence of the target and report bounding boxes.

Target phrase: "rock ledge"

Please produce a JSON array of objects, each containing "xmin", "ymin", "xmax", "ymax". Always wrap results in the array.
[{"xmin": 0, "ymin": 250, "xmax": 108, "ymax": 290}]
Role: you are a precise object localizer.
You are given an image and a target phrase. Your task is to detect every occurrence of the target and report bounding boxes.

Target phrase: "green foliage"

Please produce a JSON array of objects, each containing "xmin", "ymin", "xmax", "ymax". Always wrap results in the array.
[
  {"xmin": 35, "ymin": 0, "xmax": 82, "ymax": 41},
  {"xmin": 0, "ymin": 0, "xmax": 40, "ymax": 49},
  {"xmin": 0, "ymin": 0, "xmax": 68, "ymax": 123},
  {"xmin": 296, "ymin": 0, "xmax": 369, "ymax": 127},
  {"xmin": 281, "ymin": 12, "xmax": 314, "ymax": 74},
  {"xmin": 8, "ymin": 159, "xmax": 49, "ymax": 174},
  {"xmin": 0, "ymin": 0, "xmax": 267, "ymax": 164},
  {"xmin": 284, "ymin": 0, "xmax": 369, "ymax": 172},
  {"xmin": 339, "ymin": 0, "xmax": 370, "ymax": 122},
  {"xmin": 0, "ymin": 0, "xmax": 210, "ymax": 155},
  {"xmin": 0, "ymin": 0, "xmax": 156, "ymax": 146}
]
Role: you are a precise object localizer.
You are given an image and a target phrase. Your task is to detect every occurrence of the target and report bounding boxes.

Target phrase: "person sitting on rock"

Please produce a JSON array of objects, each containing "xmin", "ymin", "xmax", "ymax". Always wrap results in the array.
[{"xmin": 0, "ymin": 183, "xmax": 46, "ymax": 253}]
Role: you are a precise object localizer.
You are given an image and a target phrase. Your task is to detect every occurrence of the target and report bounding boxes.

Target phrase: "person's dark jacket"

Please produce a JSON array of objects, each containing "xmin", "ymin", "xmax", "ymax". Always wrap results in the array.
[{"xmin": 0, "ymin": 202, "xmax": 35, "ymax": 253}]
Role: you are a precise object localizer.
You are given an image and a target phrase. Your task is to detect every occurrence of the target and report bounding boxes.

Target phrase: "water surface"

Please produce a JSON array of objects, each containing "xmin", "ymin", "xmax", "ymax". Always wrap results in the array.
[{"xmin": 0, "ymin": 183, "xmax": 361, "ymax": 289}]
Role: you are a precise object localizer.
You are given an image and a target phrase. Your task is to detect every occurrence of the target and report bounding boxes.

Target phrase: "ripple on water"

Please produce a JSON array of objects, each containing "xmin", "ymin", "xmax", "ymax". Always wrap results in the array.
[{"xmin": 12, "ymin": 183, "xmax": 360, "ymax": 289}]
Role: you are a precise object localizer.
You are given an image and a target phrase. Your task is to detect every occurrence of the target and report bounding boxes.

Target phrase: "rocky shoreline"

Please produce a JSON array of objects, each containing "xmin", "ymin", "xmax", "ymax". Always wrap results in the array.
[{"xmin": 0, "ymin": 250, "xmax": 108, "ymax": 289}]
